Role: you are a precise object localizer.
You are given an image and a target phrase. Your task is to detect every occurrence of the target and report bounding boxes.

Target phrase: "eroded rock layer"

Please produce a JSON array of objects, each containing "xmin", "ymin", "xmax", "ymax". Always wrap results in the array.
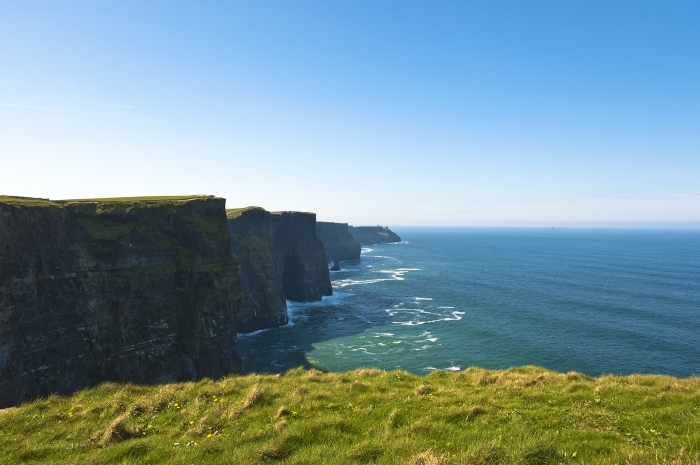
[{"xmin": 0, "ymin": 196, "xmax": 242, "ymax": 408}]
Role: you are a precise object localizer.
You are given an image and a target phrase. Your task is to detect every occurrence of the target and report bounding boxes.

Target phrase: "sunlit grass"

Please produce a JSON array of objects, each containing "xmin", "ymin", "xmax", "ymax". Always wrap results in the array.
[
  {"xmin": 61, "ymin": 195, "xmax": 206, "ymax": 202},
  {"xmin": 1, "ymin": 366, "xmax": 699, "ymax": 464}
]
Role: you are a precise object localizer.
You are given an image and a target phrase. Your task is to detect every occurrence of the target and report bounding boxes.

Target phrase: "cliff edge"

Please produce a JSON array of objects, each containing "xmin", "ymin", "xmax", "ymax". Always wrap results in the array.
[
  {"xmin": 348, "ymin": 226, "xmax": 401, "ymax": 245},
  {"xmin": 0, "ymin": 195, "xmax": 242, "ymax": 408}
]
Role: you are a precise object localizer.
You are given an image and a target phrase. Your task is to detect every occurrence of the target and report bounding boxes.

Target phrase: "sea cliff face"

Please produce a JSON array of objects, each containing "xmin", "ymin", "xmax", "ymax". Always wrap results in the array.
[
  {"xmin": 227, "ymin": 208, "xmax": 332, "ymax": 333},
  {"xmin": 348, "ymin": 226, "xmax": 401, "ymax": 245},
  {"xmin": 316, "ymin": 222, "xmax": 361, "ymax": 263},
  {"xmin": 0, "ymin": 196, "xmax": 242, "ymax": 408},
  {"xmin": 273, "ymin": 212, "xmax": 333, "ymax": 302},
  {"xmin": 226, "ymin": 207, "xmax": 287, "ymax": 334}
]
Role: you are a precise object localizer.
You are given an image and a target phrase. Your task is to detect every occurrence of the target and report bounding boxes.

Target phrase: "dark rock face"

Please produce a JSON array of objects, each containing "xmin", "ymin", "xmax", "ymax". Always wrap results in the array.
[
  {"xmin": 315, "ymin": 222, "xmax": 361, "ymax": 263},
  {"xmin": 227, "ymin": 208, "xmax": 332, "ymax": 333},
  {"xmin": 226, "ymin": 208, "xmax": 287, "ymax": 334},
  {"xmin": 272, "ymin": 212, "xmax": 333, "ymax": 303},
  {"xmin": 348, "ymin": 226, "xmax": 402, "ymax": 245},
  {"xmin": 0, "ymin": 196, "xmax": 242, "ymax": 408}
]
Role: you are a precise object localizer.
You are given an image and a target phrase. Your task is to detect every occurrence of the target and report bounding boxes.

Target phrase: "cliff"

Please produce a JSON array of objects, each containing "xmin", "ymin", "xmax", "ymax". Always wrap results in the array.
[
  {"xmin": 226, "ymin": 207, "xmax": 287, "ymax": 333},
  {"xmin": 315, "ymin": 222, "xmax": 361, "ymax": 263},
  {"xmin": 227, "ymin": 208, "xmax": 332, "ymax": 333},
  {"xmin": 348, "ymin": 226, "xmax": 401, "ymax": 245},
  {"xmin": 0, "ymin": 195, "xmax": 242, "ymax": 408},
  {"xmin": 272, "ymin": 211, "xmax": 333, "ymax": 302}
]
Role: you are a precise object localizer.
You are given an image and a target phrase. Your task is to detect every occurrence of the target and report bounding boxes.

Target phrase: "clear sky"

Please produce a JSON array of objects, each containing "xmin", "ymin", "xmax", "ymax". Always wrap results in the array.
[{"xmin": 1, "ymin": 1, "xmax": 699, "ymax": 227}]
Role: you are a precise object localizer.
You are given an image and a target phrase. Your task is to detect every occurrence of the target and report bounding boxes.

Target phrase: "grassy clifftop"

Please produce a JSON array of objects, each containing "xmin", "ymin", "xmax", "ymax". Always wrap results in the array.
[
  {"xmin": 0, "ymin": 195, "xmax": 209, "ymax": 206},
  {"xmin": 1, "ymin": 366, "xmax": 698, "ymax": 464}
]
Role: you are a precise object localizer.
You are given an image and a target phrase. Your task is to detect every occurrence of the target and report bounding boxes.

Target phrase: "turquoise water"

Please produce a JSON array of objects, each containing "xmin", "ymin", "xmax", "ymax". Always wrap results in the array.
[{"xmin": 237, "ymin": 229, "xmax": 700, "ymax": 377}]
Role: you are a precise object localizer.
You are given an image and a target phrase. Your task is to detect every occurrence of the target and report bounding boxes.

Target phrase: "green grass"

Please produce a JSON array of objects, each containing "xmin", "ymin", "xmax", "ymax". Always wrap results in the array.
[
  {"xmin": 61, "ymin": 195, "xmax": 208, "ymax": 202},
  {"xmin": 1, "ymin": 367, "xmax": 699, "ymax": 464},
  {"xmin": 226, "ymin": 207, "xmax": 316, "ymax": 219},
  {"xmin": 227, "ymin": 206, "xmax": 266, "ymax": 219},
  {"xmin": 0, "ymin": 195, "xmax": 211, "ymax": 208},
  {"xmin": 0, "ymin": 196, "xmax": 58, "ymax": 207}
]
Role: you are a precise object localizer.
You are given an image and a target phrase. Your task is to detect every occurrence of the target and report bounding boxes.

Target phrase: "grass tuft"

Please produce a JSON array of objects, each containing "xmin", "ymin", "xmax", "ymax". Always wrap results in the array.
[
  {"xmin": 410, "ymin": 450, "xmax": 446, "ymax": 465},
  {"xmin": 96, "ymin": 412, "xmax": 142, "ymax": 447},
  {"xmin": 244, "ymin": 385, "xmax": 265, "ymax": 409}
]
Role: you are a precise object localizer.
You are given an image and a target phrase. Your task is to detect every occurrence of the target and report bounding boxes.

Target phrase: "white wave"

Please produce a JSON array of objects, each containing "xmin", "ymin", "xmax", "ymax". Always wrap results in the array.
[
  {"xmin": 284, "ymin": 292, "xmax": 355, "ymax": 324},
  {"xmin": 393, "ymin": 321, "xmax": 426, "ymax": 326},
  {"xmin": 415, "ymin": 297, "xmax": 432, "ymax": 301},
  {"xmin": 361, "ymin": 247, "xmax": 373, "ymax": 253},
  {"xmin": 350, "ymin": 347, "xmax": 375, "ymax": 354},
  {"xmin": 445, "ymin": 366, "xmax": 461, "ymax": 372},
  {"xmin": 237, "ymin": 327, "xmax": 272, "ymax": 337},
  {"xmin": 374, "ymin": 332, "xmax": 394, "ymax": 337},
  {"xmin": 334, "ymin": 267, "xmax": 419, "ymax": 288},
  {"xmin": 437, "ymin": 306, "xmax": 455, "ymax": 309}
]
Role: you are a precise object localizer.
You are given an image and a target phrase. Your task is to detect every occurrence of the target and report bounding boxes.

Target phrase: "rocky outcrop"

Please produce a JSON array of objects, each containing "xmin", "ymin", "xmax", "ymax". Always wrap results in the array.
[
  {"xmin": 315, "ymin": 222, "xmax": 361, "ymax": 265},
  {"xmin": 348, "ymin": 226, "xmax": 401, "ymax": 245},
  {"xmin": 227, "ymin": 208, "xmax": 332, "ymax": 333},
  {"xmin": 0, "ymin": 195, "xmax": 242, "ymax": 408}
]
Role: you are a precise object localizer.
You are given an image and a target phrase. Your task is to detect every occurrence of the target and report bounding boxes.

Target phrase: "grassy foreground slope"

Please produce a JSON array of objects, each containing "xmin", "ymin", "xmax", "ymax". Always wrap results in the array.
[{"xmin": 1, "ymin": 367, "xmax": 699, "ymax": 464}]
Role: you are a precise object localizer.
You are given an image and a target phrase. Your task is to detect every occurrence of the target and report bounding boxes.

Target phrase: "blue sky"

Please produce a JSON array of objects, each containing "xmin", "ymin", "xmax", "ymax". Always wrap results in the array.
[{"xmin": 1, "ymin": 1, "xmax": 699, "ymax": 226}]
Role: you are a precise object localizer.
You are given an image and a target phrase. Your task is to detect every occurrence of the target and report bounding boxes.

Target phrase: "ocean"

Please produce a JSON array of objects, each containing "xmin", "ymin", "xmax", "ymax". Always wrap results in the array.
[{"xmin": 237, "ymin": 228, "xmax": 700, "ymax": 378}]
